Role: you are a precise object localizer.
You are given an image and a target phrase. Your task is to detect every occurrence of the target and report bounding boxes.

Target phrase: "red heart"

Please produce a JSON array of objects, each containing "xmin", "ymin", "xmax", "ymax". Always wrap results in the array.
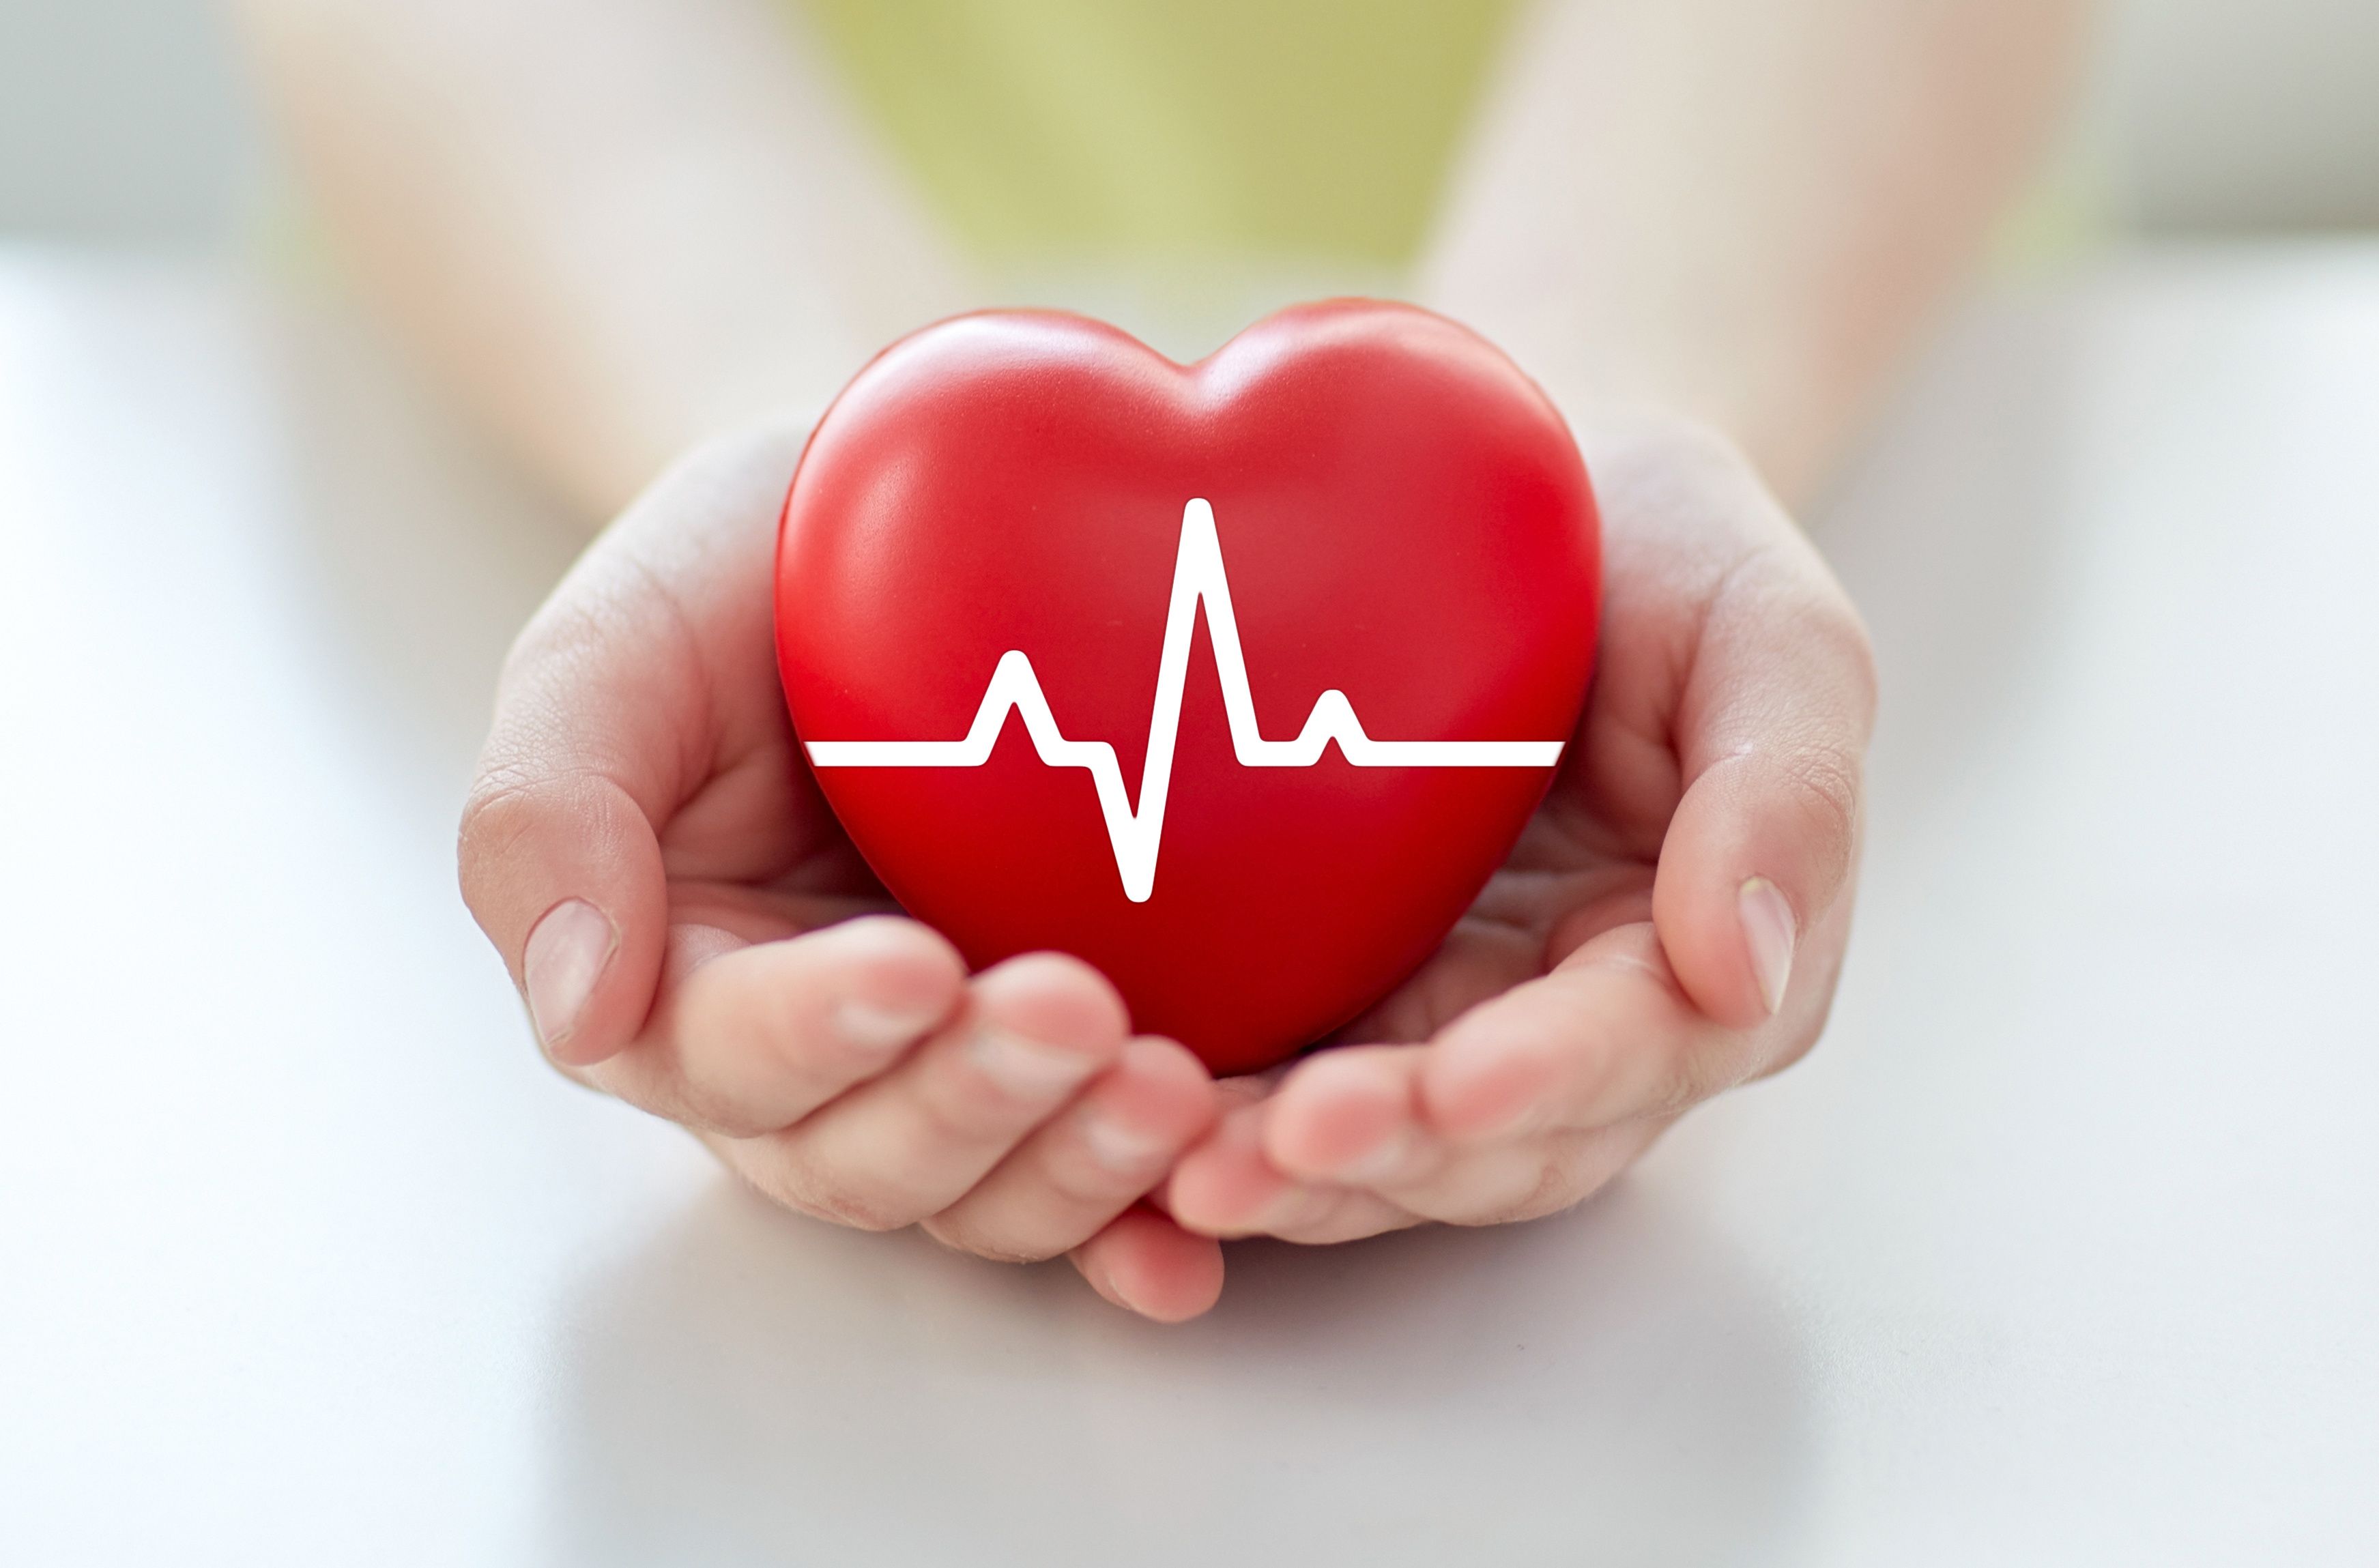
[{"xmin": 775, "ymin": 302, "xmax": 1599, "ymax": 1075}]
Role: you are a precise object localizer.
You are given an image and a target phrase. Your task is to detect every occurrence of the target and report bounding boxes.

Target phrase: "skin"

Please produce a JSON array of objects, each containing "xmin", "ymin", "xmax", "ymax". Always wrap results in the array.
[
  {"xmin": 246, "ymin": 0, "xmax": 2077, "ymax": 1316},
  {"xmin": 1159, "ymin": 417, "xmax": 1873, "ymax": 1249},
  {"xmin": 233, "ymin": 0, "xmax": 2084, "ymax": 514},
  {"xmin": 1425, "ymin": 0, "xmax": 2086, "ymax": 505},
  {"xmin": 461, "ymin": 423, "xmax": 1232, "ymax": 1318},
  {"xmin": 459, "ymin": 410, "xmax": 1872, "ymax": 1322}
]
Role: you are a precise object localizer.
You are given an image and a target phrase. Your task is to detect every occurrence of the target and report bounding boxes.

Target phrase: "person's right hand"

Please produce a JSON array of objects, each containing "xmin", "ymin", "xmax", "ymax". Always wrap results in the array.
[{"xmin": 459, "ymin": 422, "xmax": 1226, "ymax": 1322}]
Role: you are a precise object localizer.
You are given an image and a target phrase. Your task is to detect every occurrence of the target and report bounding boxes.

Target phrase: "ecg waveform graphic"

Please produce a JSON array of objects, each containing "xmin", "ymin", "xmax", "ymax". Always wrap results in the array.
[{"xmin": 805, "ymin": 499, "xmax": 1566, "ymax": 901}]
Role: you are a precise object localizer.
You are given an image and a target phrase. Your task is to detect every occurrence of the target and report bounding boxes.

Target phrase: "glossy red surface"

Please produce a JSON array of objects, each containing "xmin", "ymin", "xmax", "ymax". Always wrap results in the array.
[{"xmin": 776, "ymin": 301, "xmax": 1599, "ymax": 1074}]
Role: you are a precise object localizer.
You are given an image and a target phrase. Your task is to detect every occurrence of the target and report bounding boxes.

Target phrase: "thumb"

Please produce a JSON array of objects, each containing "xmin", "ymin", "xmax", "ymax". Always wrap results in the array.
[
  {"xmin": 457, "ymin": 428, "xmax": 799, "ymax": 1065},
  {"xmin": 460, "ymin": 759, "xmax": 671, "ymax": 1069},
  {"xmin": 1651, "ymin": 532, "xmax": 1876, "ymax": 1032}
]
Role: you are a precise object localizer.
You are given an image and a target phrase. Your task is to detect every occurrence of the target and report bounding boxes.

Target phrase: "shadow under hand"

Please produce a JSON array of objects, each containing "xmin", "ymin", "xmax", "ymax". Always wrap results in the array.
[{"xmin": 546, "ymin": 1175, "xmax": 1812, "ymax": 1567}]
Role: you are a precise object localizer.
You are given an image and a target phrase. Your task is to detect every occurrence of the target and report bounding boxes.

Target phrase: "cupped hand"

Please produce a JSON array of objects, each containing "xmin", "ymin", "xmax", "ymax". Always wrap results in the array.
[
  {"xmin": 1159, "ymin": 416, "xmax": 1876, "ymax": 1249},
  {"xmin": 459, "ymin": 423, "xmax": 1227, "ymax": 1322},
  {"xmin": 462, "ymin": 409, "xmax": 1872, "ymax": 1323}
]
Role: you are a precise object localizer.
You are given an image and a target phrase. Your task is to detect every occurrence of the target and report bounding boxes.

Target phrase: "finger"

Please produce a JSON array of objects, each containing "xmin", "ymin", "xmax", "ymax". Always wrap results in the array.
[
  {"xmin": 1387, "ymin": 1119, "xmax": 1672, "ymax": 1225},
  {"xmin": 1069, "ymin": 1208, "xmax": 1225, "ymax": 1324},
  {"xmin": 1283, "ymin": 1104, "xmax": 1671, "ymax": 1227},
  {"xmin": 631, "ymin": 916, "xmax": 967, "ymax": 1136},
  {"xmin": 463, "ymin": 781, "xmax": 665, "ymax": 1069},
  {"xmin": 923, "ymin": 1037, "xmax": 1217, "ymax": 1262},
  {"xmin": 1261, "ymin": 1045, "xmax": 1674, "ymax": 1225},
  {"xmin": 1260, "ymin": 1045, "xmax": 1432, "ymax": 1185},
  {"xmin": 1258, "ymin": 1044, "xmax": 1495, "ymax": 1215},
  {"xmin": 723, "ymin": 953, "xmax": 1128, "ymax": 1230},
  {"xmin": 458, "ymin": 422, "xmax": 811, "ymax": 1067},
  {"xmin": 1165, "ymin": 1101, "xmax": 1415, "ymax": 1244},
  {"xmin": 1185, "ymin": 1056, "xmax": 1654, "ymax": 1236},
  {"xmin": 1649, "ymin": 514, "xmax": 1876, "ymax": 1030},
  {"xmin": 1417, "ymin": 922, "xmax": 1753, "ymax": 1142}
]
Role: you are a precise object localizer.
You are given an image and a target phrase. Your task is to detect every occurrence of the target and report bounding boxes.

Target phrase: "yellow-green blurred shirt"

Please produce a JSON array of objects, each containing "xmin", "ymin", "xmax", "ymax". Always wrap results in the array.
[{"xmin": 794, "ymin": 0, "xmax": 1520, "ymax": 265}]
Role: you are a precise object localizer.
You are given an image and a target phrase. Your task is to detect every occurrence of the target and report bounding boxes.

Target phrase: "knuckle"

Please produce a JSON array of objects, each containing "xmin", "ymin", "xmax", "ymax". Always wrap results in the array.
[
  {"xmin": 809, "ymin": 1194, "xmax": 915, "ymax": 1233},
  {"xmin": 673, "ymin": 1084, "xmax": 783, "ymax": 1142},
  {"xmin": 1041, "ymin": 1145, "xmax": 1146, "ymax": 1208},
  {"xmin": 1643, "ymin": 1039, "xmax": 1738, "ymax": 1116},
  {"xmin": 914, "ymin": 1036, "xmax": 1093, "ymax": 1144},
  {"xmin": 457, "ymin": 766, "xmax": 537, "ymax": 849},
  {"xmin": 455, "ymin": 770, "xmax": 549, "ymax": 915},
  {"xmin": 1772, "ymin": 740, "xmax": 1864, "ymax": 899},
  {"xmin": 919, "ymin": 1215, "xmax": 1055, "ymax": 1265},
  {"xmin": 1394, "ymin": 1146, "xmax": 1543, "ymax": 1225},
  {"xmin": 766, "ymin": 1159, "xmax": 918, "ymax": 1232},
  {"xmin": 1437, "ymin": 1127, "xmax": 1666, "ymax": 1228},
  {"xmin": 1449, "ymin": 1148, "xmax": 1587, "ymax": 1227},
  {"xmin": 722, "ymin": 1125, "xmax": 932, "ymax": 1232},
  {"xmin": 912, "ymin": 1073, "xmax": 1033, "ymax": 1150},
  {"xmin": 1625, "ymin": 1043, "xmax": 1703, "ymax": 1121},
  {"xmin": 455, "ymin": 766, "xmax": 626, "ymax": 933},
  {"xmin": 1480, "ymin": 1129, "xmax": 1645, "ymax": 1223},
  {"xmin": 1780, "ymin": 739, "xmax": 1862, "ymax": 845},
  {"xmin": 1604, "ymin": 982, "xmax": 1753, "ymax": 1117}
]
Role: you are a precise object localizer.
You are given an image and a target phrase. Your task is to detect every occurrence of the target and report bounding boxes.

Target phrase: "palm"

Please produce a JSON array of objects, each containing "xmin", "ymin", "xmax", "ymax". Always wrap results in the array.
[
  {"xmin": 1157, "ymin": 420, "xmax": 1875, "ymax": 1247},
  {"xmin": 477, "ymin": 418, "xmax": 1870, "ymax": 1304},
  {"xmin": 1293, "ymin": 508, "xmax": 1699, "ymax": 1062}
]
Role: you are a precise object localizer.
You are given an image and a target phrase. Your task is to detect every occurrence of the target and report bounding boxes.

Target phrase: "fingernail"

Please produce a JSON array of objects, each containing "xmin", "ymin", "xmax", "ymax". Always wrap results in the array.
[
  {"xmin": 970, "ymin": 1028, "xmax": 1099, "ymax": 1099},
  {"xmin": 524, "ymin": 898, "xmax": 616, "ymax": 1048},
  {"xmin": 833, "ymin": 999, "xmax": 943, "ymax": 1054},
  {"xmin": 1738, "ymin": 876, "xmax": 1797, "ymax": 1016},
  {"xmin": 1080, "ymin": 1253, "xmax": 1130, "ymax": 1312},
  {"xmin": 1080, "ymin": 1249, "xmax": 1152, "ymax": 1318},
  {"xmin": 1081, "ymin": 1110, "xmax": 1170, "ymax": 1173}
]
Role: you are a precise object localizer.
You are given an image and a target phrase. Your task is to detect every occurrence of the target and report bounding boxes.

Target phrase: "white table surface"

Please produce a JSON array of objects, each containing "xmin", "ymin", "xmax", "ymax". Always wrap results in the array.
[{"xmin": 3, "ymin": 244, "xmax": 2376, "ymax": 1565}]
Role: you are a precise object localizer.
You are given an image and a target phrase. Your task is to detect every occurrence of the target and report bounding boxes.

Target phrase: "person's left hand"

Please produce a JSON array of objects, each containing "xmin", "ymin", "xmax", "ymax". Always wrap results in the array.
[{"xmin": 1092, "ymin": 415, "xmax": 1874, "ymax": 1258}]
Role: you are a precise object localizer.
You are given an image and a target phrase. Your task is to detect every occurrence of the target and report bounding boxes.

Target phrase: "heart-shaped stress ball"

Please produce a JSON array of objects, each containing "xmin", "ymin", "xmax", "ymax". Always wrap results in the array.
[{"xmin": 776, "ymin": 302, "xmax": 1599, "ymax": 1075}]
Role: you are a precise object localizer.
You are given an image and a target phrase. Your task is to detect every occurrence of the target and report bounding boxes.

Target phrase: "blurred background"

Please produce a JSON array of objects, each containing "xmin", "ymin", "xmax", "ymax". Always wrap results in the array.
[
  {"xmin": 5, "ymin": 0, "xmax": 2377, "ymax": 253},
  {"xmin": 7, "ymin": 7, "xmax": 2378, "ymax": 1560}
]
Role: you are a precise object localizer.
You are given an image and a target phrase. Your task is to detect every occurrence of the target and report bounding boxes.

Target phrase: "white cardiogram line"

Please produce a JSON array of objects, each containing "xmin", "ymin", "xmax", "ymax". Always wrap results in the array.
[{"xmin": 805, "ymin": 498, "xmax": 1565, "ymax": 902}]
